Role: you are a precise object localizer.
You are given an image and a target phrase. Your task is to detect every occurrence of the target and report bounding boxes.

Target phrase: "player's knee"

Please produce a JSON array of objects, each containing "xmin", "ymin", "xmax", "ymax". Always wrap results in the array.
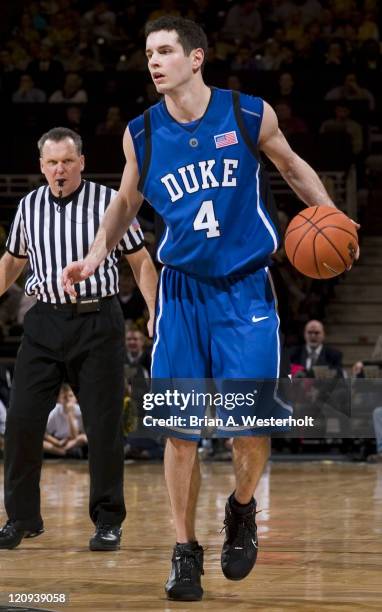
[
  {"xmin": 234, "ymin": 435, "xmax": 270, "ymax": 455},
  {"xmin": 166, "ymin": 436, "xmax": 198, "ymax": 457}
]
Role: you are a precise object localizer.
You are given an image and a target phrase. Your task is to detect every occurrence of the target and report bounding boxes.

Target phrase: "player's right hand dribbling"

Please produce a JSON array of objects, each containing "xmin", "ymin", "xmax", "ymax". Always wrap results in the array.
[{"xmin": 62, "ymin": 260, "xmax": 95, "ymax": 297}]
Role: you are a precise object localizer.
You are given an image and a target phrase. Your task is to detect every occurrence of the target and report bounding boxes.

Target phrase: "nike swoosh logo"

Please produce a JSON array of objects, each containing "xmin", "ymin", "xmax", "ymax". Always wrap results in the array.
[{"xmin": 252, "ymin": 316, "xmax": 269, "ymax": 323}]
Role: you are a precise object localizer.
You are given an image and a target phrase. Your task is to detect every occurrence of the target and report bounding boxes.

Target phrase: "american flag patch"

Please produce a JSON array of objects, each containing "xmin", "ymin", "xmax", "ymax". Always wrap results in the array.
[{"xmin": 214, "ymin": 130, "xmax": 238, "ymax": 149}]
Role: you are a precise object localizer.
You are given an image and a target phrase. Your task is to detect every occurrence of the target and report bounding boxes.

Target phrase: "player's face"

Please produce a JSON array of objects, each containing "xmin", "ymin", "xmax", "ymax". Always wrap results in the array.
[
  {"xmin": 146, "ymin": 30, "xmax": 197, "ymax": 93},
  {"xmin": 40, "ymin": 137, "xmax": 84, "ymax": 197}
]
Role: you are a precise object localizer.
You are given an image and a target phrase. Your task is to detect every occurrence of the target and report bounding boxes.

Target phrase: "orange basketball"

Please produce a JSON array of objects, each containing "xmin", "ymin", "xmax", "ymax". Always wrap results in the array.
[{"xmin": 284, "ymin": 205, "xmax": 358, "ymax": 279}]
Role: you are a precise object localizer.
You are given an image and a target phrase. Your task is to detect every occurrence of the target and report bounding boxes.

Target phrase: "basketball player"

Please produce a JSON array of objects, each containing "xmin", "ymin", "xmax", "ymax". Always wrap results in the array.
[{"xmin": 63, "ymin": 17, "xmax": 359, "ymax": 601}]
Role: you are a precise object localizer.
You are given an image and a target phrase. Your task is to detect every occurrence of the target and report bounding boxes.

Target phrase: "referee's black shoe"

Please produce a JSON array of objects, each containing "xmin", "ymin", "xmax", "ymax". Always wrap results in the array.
[
  {"xmin": 165, "ymin": 542, "xmax": 204, "ymax": 601},
  {"xmin": 0, "ymin": 520, "xmax": 44, "ymax": 549},
  {"xmin": 89, "ymin": 523, "xmax": 122, "ymax": 551},
  {"xmin": 221, "ymin": 496, "xmax": 258, "ymax": 580}
]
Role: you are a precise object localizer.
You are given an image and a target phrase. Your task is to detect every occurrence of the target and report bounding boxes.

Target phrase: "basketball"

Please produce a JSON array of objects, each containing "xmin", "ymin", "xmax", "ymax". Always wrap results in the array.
[{"xmin": 284, "ymin": 205, "xmax": 358, "ymax": 279}]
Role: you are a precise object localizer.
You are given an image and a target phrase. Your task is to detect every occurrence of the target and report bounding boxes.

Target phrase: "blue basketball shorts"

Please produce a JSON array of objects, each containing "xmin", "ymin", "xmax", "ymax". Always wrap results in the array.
[{"xmin": 149, "ymin": 266, "xmax": 291, "ymax": 440}]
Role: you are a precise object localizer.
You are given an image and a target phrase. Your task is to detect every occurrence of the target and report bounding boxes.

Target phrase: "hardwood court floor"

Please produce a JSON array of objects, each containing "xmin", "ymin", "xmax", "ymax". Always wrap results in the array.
[{"xmin": 0, "ymin": 460, "xmax": 382, "ymax": 611}]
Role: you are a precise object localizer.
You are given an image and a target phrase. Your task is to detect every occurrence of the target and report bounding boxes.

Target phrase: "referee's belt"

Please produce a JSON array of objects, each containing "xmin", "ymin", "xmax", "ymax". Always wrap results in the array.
[{"xmin": 37, "ymin": 296, "xmax": 114, "ymax": 314}]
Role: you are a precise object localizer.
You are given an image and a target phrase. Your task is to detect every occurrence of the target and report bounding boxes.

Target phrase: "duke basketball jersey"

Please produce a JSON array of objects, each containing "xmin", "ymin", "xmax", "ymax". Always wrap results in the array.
[
  {"xmin": 127, "ymin": 88, "xmax": 291, "ymax": 442},
  {"xmin": 129, "ymin": 88, "xmax": 280, "ymax": 278}
]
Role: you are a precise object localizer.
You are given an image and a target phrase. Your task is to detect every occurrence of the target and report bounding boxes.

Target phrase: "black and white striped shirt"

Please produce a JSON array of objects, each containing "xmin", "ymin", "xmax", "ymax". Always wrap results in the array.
[{"xmin": 6, "ymin": 180, "xmax": 144, "ymax": 304}]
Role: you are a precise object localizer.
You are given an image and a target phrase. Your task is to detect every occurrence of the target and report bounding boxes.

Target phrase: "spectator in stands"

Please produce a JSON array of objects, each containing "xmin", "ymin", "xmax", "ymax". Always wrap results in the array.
[
  {"xmin": 7, "ymin": 40, "xmax": 30, "ymax": 71},
  {"xmin": 305, "ymin": 20, "xmax": 322, "ymax": 47},
  {"xmin": 184, "ymin": 0, "xmax": 217, "ymax": 32},
  {"xmin": 76, "ymin": 49, "xmax": 104, "ymax": 72},
  {"xmin": 259, "ymin": 38, "xmax": 283, "ymax": 71},
  {"xmin": 27, "ymin": 45, "xmax": 64, "ymax": 88},
  {"xmin": 350, "ymin": 334, "xmax": 382, "ymax": 378},
  {"xmin": 321, "ymin": 40, "xmax": 351, "ymax": 85},
  {"xmin": 43, "ymin": 384, "xmax": 87, "ymax": 458},
  {"xmin": 284, "ymin": 8, "xmax": 305, "ymax": 44},
  {"xmin": 100, "ymin": 78, "xmax": 121, "ymax": 105},
  {"xmin": 28, "ymin": 1, "xmax": 48, "ymax": 33},
  {"xmin": 96, "ymin": 106, "xmax": 125, "ymax": 136},
  {"xmin": 126, "ymin": 327, "xmax": 151, "ymax": 378},
  {"xmin": 65, "ymin": 105, "xmax": 84, "ymax": 134},
  {"xmin": 274, "ymin": 100, "xmax": 308, "ymax": 138},
  {"xmin": 148, "ymin": 0, "xmax": 181, "ymax": 22},
  {"xmin": 231, "ymin": 45, "xmax": 258, "ymax": 71},
  {"xmin": 118, "ymin": 263, "xmax": 146, "ymax": 322},
  {"xmin": 123, "ymin": 328, "xmax": 160, "ymax": 461},
  {"xmin": 324, "ymin": 40, "xmax": 347, "ymax": 67},
  {"xmin": 116, "ymin": 47, "xmax": 147, "ymax": 72},
  {"xmin": 300, "ymin": 0, "xmax": 323, "ymax": 25},
  {"xmin": 73, "ymin": 29, "xmax": 94, "ymax": 62},
  {"xmin": 12, "ymin": 74, "xmax": 46, "ymax": 103},
  {"xmin": 82, "ymin": 1, "xmax": 116, "ymax": 42},
  {"xmin": 320, "ymin": 8, "xmax": 335, "ymax": 38},
  {"xmin": 115, "ymin": 3, "xmax": 141, "ymax": 41},
  {"xmin": 272, "ymin": 26, "xmax": 287, "ymax": 46},
  {"xmin": 293, "ymin": 35, "xmax": 316, "ymax": 70},
  {"xmin": 274, "ymin": 72, "xmax": 301, "ymax": 109},
  {"xmin": 324, "ymin": 72, "xmax": 375, "ymax": 111},
  {"xmin": 357, "ymin": 38, "xmax": 381, "ymax": 74},
  {"xmin": 279, "ymin": 71, "xmax": 295, "ymax": 97},
  {"xmin": 277, "ymin": 43, "xmax": 299, "ymax": 72},
  {"xmin": 205, "ymin": 43, "xmax": 227, "ymax": 69},
  {"xmin": 222, "ymin": 0, "xmax": 262, "ymax": 44},
  {"xmin": 289, "ymin": 320, "xmax": 344, "ymax": 377},
  {"xmin": 342, "ymin": 26, "xmax": 361, "ymax": 69},
  {"xmin": 226, "ymin": 74, "xmax": 242, "ymax": 91},
  {"xmin": 271, "ymin": 0, "xmax": 297, "ymax": 26},
  {"xmin": 13, "ymin": 12, "xmax": 40, "ymax": 48},
  {"xmin": 59, "ymin": 46, "xmax": 81, "ymax": 72},
  {"xmin": 49, "ymin": 73, "xmax": 88, "ymax": 104},
  {"xmin": 135, "ymin": 82, "xmax": 161, "ymax": 113},
  {"xmin": 43, "ymin": 10, "xmax": 78, "ymax": 48},
  {"xmin": 330, "ymin": 0, "xmax": 356, "ymax": 18},
  {"xmin": 0, "ymin": 49, "xmax": 16, "ymax": 73},
  {"xmin": 358, "ymin": 12, "xmax": 379, "ymax": 42},
  {"xmin": 320, "ymin": 103, "xmax": 363, "ymax": 155}
]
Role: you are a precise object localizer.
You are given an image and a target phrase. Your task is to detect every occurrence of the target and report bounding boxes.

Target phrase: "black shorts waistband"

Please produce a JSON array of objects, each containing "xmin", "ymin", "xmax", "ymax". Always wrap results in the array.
[{"xmin": 36, "ymin": 295, "xmax": 115, "ymax": 312}]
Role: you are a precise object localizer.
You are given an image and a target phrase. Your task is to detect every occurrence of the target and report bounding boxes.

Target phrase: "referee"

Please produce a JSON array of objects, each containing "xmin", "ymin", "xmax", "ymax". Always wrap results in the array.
[{"xmin": 0, "ymin": 127, "xmax": 158, "ymax": 550}]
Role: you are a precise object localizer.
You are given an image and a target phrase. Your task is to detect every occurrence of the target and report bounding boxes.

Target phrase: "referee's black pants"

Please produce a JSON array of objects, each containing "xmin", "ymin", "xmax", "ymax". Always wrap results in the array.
[{"xmin": 4, "ymin": 297, "xmax": 126, "ymax": 531}]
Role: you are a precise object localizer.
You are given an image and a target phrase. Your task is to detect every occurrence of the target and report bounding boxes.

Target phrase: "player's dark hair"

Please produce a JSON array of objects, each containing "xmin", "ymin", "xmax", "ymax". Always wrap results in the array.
[
  {"xmin": 145, "ymin": 16, "xmax": 208, "ymax": 64},
  {"xmin": 37, "ymin": 127, "xmax": 83, "ymax": 156}
]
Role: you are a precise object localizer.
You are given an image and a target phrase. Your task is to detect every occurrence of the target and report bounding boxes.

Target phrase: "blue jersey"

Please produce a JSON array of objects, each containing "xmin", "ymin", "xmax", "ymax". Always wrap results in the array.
[{"xmin": 129, "ymin": 88, "xmax": 280, "ymax": 279}]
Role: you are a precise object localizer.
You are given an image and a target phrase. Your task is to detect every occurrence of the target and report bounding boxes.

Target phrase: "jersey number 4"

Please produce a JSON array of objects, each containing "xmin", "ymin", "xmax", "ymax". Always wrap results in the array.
[{"xmin": 193, "ymin": 200, "xmax": 221, "ymax": 238}]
